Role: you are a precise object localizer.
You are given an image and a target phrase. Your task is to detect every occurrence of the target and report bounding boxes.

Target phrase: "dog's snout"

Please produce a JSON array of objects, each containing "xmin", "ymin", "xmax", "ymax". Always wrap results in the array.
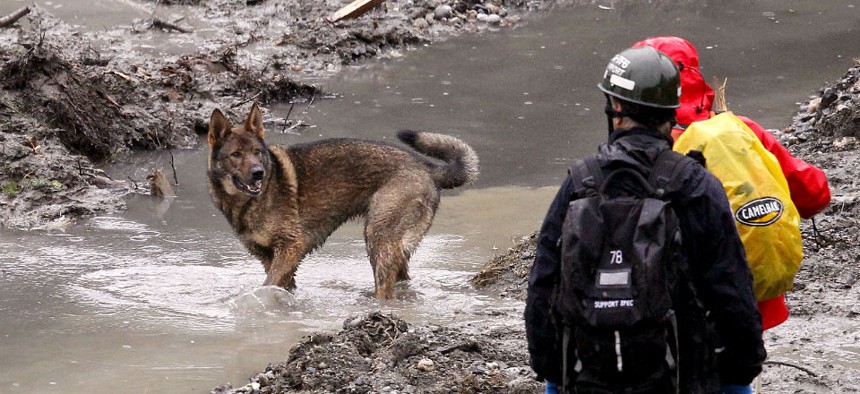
[{"xmin": 251, "ymin": 165, "xmax": 265, "ymax": 181}]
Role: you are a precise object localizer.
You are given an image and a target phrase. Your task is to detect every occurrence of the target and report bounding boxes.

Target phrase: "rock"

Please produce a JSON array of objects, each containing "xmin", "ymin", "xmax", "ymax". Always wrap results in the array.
[
  {"xmin": 486, "ymin": 14, "xmax": 502, "ymax": 25},
  {"xmin": 346, "ymin": 316, "xmax": 363, "ymax": 327},
  {"xmin": 820, "ymin": 87, "xmax": 838, "ymax": 109},
  {"xmin": 412, "ymin": 17, "xmax": 430, "ymax": 29},
  {"xmin": 508, "ymin": 377, "xmax": 533, "ymax": 390},
  {"xmin": 807, "ymin": 97, "xmax": 821, "ymax": 113},
  {"xmin": 416, "ymin": 358, "xmax": 435, "ymax": 371},
  {"xmin": 434, "ymin": 5, "xmax": 453, "ymax": 20},
  {"xmin": 468, "ymin": 360, "xmax": 488, "ymax": 375},
  {"xmin": 833, "ymin": 136, "xmax": 857, "ymax": 148},
  {"xmin": 408, "ymin": 7, "xmax": 425, "ymax": 19}
]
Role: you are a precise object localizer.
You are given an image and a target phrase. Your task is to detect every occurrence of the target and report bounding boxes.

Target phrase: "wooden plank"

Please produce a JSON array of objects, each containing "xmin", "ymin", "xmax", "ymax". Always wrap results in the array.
[{"xmin": 327, "ymin": 0, "xmax": 385, "ymax": 23}]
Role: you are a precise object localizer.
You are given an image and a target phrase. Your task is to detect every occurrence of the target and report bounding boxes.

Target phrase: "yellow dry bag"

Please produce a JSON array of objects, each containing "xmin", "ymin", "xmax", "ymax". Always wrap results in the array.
[{"xmin": 674, "ymin": 112, "xmax": 802, "ymax": 301}]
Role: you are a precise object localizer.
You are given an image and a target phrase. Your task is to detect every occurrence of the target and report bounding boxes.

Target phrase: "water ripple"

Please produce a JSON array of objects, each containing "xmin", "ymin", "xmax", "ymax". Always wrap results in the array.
[{"xmin": 70, "ymin": 265, "xmax": 260, "ymax": 332}]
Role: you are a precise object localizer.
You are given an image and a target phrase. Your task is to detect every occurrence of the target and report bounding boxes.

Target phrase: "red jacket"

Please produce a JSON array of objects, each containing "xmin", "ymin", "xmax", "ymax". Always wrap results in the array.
[
  {"xmin": 736, "ymin": 115, "xmax": 831, "ymax": 219},
  {"xmin": 633, "ymin": 36, "xmax": 831, "ymax": 330}
]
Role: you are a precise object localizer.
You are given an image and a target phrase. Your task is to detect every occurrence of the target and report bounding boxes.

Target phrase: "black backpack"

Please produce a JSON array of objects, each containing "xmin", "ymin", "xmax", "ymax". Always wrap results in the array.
[{"xmin": 556, "ymin": 149, "xmax": 697, "ymax": 393}]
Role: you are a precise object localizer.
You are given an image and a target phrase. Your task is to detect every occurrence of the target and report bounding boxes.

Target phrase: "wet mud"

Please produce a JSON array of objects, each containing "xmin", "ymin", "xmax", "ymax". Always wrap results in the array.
[{"xmin": 2, "ymin": 0, "xmax": 859, "ymax": 393}]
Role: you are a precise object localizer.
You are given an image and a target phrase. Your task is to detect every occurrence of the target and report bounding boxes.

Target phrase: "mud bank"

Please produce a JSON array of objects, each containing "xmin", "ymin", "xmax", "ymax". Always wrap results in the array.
[
  {"xmin": 0, "ymin": 0, "xmax": 553, "ymax": 229},
  {"xmin": 214, "ymin": 65, "xmax": 860, "ymax": 393}
]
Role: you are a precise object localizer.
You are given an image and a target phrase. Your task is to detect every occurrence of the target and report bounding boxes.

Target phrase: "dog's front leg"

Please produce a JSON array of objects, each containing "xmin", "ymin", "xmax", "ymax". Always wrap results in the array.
[{"xmin": 263, "ymin": 242, "xmax": 306, "ymax": 289}]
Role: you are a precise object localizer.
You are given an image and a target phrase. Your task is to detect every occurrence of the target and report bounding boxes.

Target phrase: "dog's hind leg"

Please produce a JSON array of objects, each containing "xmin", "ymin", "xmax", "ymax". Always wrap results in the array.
[
  {"xmin": 365, "ymin": 178, "xmax": 439, "ymax": 299},
  {"xmin": 365, "ymin": 237, "xmax": 405, "ymax": 299}
]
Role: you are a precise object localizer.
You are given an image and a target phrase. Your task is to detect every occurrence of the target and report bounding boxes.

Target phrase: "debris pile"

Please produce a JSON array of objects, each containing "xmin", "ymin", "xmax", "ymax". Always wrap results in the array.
[{"xmin": 212, "ymin": 312, "xmax": 540, "ymax": 394}]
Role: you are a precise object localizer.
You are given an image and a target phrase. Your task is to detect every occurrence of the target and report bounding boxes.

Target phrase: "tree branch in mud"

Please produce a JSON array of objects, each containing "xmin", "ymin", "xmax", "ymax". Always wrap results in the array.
[
  {"xmin": 133, "ymin": 17, "xmax": 192, "ymax": 34},
  {"xmin": 323, "ymin": 18, "xmax": 344, "ymax": 40},
  {"xmin": 151, "ymin": 18, "xmax": 192, "ymax": 33},
  {"xmin": 284, "ymin": 101, "xmax": 295, "ymax": 122},
  {"xmin": 231, "ymin": 92, "xmax": 263, "ymax": 108},
  {"xmin": 169, "ymin": 150, "xmax": 179, "ymax": 186},
  {"xmin": 0, "ymin": 5, "xmax": 30, "ymax": 28},
  {"xmin": 279, "ymin": 96, "xmax": 314, "ymax": 134},
  {"xmin": 764, "ymin": 360, "xmax": 819, "ymax": 378}
]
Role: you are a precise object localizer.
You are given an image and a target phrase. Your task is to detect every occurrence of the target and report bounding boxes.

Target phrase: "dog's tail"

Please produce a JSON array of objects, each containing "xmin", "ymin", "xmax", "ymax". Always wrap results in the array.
[{"xmin": 397, "ymin": 130, "xmax": 479, "ymax": 189}]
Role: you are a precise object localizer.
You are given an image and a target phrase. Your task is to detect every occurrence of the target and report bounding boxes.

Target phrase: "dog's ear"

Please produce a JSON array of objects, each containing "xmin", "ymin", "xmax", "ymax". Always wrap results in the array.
[
  {"xmin": 208, "ymin": 109, "xmax": 231, "ymax": 147},
  {"xmin": 244, "ymin": 102, "xmax": 266, "ymax": 139}
]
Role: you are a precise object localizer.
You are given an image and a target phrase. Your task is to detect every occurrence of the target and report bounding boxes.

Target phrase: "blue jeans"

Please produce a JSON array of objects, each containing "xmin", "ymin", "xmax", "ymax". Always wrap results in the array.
[
  {"xmin": 548, "ymin": 381, "xmax": 750, "ymax": 394},
  {"xmin": 719, "ymin": 385, "xmax": 752, "ymax": 394}
]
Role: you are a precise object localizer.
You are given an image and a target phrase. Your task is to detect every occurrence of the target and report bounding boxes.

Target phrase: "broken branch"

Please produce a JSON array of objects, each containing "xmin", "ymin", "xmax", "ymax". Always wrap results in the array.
[
  {"xmin": 0, "ymin": 6, "xmax": 30, "ymax": 28},
  {"xmin": 764, "ymin": 360, "xmax": 818, "ymax": 377},
  {"xmin": 152, "ymin": 17, "xmax": 192, "ymax": 33},
  {"xmin": 168, "ymin": 150, "xmax": 179, "ymax": 186}
]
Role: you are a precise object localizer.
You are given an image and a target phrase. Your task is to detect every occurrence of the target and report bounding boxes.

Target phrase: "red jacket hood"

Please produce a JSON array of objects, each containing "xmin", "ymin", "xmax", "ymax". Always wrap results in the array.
[{"xmin": 633, "ymin": 36, "xmax": 715, "ymax": 127}]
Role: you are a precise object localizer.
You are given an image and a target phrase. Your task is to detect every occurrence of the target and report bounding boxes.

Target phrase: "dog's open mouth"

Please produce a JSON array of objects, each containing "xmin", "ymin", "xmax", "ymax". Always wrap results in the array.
[{"xmin": 232, "ymin": 176, "xmax": 263, "ymax": 196}]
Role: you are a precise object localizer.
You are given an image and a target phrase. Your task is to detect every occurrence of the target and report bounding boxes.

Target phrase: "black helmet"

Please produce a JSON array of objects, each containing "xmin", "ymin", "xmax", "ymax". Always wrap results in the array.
[{"xmin": 598, "ymin": 46, "xmax": 681, "ymax": 109}]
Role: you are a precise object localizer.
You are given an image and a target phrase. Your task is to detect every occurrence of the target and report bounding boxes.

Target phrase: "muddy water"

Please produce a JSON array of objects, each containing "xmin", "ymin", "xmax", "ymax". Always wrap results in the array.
[{"xmin": 1, "ymin": 1, "xmax": 859, "ymax": 393}]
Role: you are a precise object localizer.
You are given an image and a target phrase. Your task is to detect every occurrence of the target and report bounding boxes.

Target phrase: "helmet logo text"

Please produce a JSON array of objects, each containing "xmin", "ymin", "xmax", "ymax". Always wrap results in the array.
[{"xmin": 611, "ymin": 54, "xmax": 631, "ymax": 68}]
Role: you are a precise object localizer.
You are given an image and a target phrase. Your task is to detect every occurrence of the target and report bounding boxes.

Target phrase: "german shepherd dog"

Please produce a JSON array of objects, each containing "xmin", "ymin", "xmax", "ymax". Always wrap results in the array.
[{"xmin": 207, "ymin": 103, "xmax": 479, "ymax": 299}]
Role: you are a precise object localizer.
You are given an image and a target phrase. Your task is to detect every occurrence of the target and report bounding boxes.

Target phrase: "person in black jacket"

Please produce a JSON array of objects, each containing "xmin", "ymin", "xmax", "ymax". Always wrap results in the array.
[{"xmin": 524, "ymin": 46, "xmax": 766, "ymax": 394}]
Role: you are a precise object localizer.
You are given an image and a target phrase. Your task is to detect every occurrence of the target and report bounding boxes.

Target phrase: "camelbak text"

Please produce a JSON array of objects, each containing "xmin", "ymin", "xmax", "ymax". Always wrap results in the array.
[{"xmin": 735, "ymin": 197, "xmax": 784, "ymax": 226}]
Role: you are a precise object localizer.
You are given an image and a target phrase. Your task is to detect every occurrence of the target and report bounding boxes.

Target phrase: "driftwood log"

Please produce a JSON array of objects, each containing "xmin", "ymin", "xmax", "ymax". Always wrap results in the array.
[{"xmin": 0, "ymin": 5, "xmax": 30, "ymax": 28}]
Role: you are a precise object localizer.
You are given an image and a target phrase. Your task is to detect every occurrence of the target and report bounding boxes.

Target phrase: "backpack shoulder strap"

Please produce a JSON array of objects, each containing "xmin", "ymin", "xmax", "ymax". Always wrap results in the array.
[
  {"xmin": 567, "ymin": 156, "xmax": 605, "ymax": 198},
  {"xmin": 648, "ymin": 149, "xmax": 697, "ymax": 198}
]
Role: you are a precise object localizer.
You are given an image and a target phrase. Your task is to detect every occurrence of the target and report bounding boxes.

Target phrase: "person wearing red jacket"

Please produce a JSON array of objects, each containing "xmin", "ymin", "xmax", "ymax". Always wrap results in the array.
[{"xmin": 631, "ymin": 36, "xmax": 831, "ymax": 331}]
